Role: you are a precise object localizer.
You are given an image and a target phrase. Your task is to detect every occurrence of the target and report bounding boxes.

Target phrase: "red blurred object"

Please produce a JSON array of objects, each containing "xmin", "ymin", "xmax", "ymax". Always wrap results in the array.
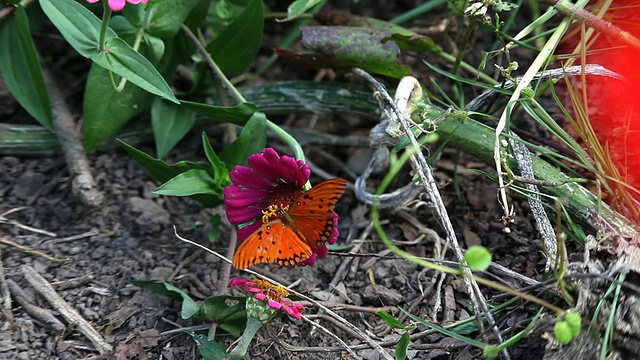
[{"xmin": 557, "ymin": 0, "xmax": 640, "ymax": 205}]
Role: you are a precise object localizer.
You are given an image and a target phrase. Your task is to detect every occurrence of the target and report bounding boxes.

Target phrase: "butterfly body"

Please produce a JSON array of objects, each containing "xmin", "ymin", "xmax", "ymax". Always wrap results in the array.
[{"xmin": 232, "ymin": 178, "xmax": 347, "ymax": 269}]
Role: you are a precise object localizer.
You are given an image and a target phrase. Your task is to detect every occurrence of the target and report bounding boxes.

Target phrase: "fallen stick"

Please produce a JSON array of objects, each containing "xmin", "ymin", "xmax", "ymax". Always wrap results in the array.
[
  {"xmin": 7, "ymin": 278, "xmax": 65, "ymax": 332},
  {"xmin": 42, "ymin": 64, "xmax": 103, "ymax": 207},
  {"xmin": 21, "ymin": 265, "xmax": 112, "ymax": 354}
]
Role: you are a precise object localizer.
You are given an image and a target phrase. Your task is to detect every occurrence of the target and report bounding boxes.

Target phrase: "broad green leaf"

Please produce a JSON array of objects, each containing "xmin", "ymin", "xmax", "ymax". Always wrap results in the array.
[
  {"xmin": 201, "ymin": 132, "xmax": 231, "ymax": 186},
  {"xmin": 93, "ymin": 37, "xmax": 178, "ymax": 103},
  {"xmin": 151, "ymin": 99, "xmax": 196, "ymax": 158},
  {"xmin": 119, "ymin": 140, "xmax": 210, "ymax": 181},
  {"xmin": 190, "ymin": 295, "xmax": 246, "ymax": 325},
  {"xmin": 315, "ymin": 11, "xmax": 441, "ymax": 53},
  {"xmin": 110, "ymin": 16, "xmax": 165, "ymax": 63},
  {"xmin": 396, "ymin": 333, "xmax": 410, "ymax": 360},
  {"xmin": 376, "ymin": 311, "xmax": 406, "ymax": 329},
  {"xmin": 84, "ymin": 63, "xmax": 154, "ymax": 150},
  {"xmin": 184, "ymin": 0, "xmax": 211, "ymax": 28},
  {"xmin": 386, "ymin": 33, "xmax": 442, "ymax": 53},
  {"xmin": 180, "ymin": 100, "xmax": 257, "ymax": 125},
  {"xmin": 0, "ymin": 4, "xmax": 53, "ymax": 131},
  {"xmin": 144, "ymin": 0, "xmax": 200, "ymax": 38},
  {"xmin": 109, "ymin": 15, "xmax": 137, "ymax": 39},
  {"xmin": 154, "ymin": 168, "xmax": 221, "ymax": 197},
  {"xmin": 119, "ymin": 140, "xmax": 223, "ymax": 207},
  {"xmin": 281, "ymin": 0, "xmax": 322, "ymax": 22},
  {"xmin": 206, "ymin": 0, "xmax": 263, "ymax": 75},
  {"xmin": 277, "ymin": 26, "xmax": 412, "ymax": 78},
  {"xmin": 40, "ymin": 0, "xmax": 117, "ymax": 57},
  {"xmin": 219, "ymin": 112, "xmax": 267, "ymax": 168},
  {"xmin": 41, "ymin": 0, "xmax": 177, "ymax": 103},
  {"xmin": 129, "ymin": 280, "xmax": 200, "ymax": 319},
  {"xmin": 184, "ymin": 330, "xmax": 228, "ymax": 359}
]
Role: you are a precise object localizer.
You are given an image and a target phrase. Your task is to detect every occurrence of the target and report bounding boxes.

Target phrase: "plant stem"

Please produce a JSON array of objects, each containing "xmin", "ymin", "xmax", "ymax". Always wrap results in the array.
[
  {"xmin": 180, "ymin": 25, "xmax": 306, "ymax": 162},
  {"xmin": 228, "ymin": 317, "xmax": 263, "ymax": 359},
  {"xmin": 98, "ymin": 1, "xmax": 112, "ymax": 52}
]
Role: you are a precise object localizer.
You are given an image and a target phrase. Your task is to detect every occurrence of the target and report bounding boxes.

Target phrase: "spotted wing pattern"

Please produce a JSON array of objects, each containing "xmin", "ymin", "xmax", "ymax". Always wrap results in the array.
[{"xmin": 232, "ymin": 220, "xmax": 313, "ymax": 269}]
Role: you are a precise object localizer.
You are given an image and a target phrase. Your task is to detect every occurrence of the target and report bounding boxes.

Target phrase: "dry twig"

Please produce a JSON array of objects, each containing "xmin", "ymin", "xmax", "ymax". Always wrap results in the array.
[
  {"xmin": 21, "ymin": 265, "xmax": 113, "ymax": 354},
  {"xmin": 7, "ymin": 279, "xmax": 65, "ymax": 332},
  {"xmin": 42, "ymin": 64, "xmax": 103, "ymax": 207}
]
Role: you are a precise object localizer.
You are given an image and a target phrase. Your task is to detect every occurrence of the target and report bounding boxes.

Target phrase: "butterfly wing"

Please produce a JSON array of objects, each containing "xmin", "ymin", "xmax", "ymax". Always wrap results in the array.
[
  {"xmin": 288, "ymin": 178, "xmax": 347, "ymax": 249},
  {"xmin": 233, "ymin": 220, "xmax": 313, "ymax": 269}
]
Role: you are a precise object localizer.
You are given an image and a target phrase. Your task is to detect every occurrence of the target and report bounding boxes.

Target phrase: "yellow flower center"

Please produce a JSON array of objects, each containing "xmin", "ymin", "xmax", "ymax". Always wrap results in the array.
[
  {"xmin": 261, "ymin": 204, "xmax": 289, "ymax": 223},
  {"xmin": 253, "ymin": 279, "xmax": 289, "ymax": 301}
]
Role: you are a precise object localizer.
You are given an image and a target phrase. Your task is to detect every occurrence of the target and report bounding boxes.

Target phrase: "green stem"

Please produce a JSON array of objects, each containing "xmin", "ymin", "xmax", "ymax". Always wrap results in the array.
[
  {"xmin": 228, "ymin": 317, "xmax": 263, "ymax": 359},
  {"xmin": 389, "ymin": 0, "xmax": 447, "ymax": 25},
  {"xmin": 113, "ymin": 25, "xmax": 146, "ymax": 90},
  {"xmin": 98, "ymin": 1, "xmax": 112, "ymax": 52},
  {"xmin": 180, "ymin": 25, "xmax": 306, "ymax": 163}
]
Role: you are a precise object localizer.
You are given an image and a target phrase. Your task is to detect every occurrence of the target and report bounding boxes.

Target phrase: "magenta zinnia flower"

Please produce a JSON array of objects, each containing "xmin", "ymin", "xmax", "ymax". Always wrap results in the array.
[
  {"xmin": 229, "ymin": 278, "xmax": 305, "ymax": 320},
  {"xmin": 87, "ymin": 0, "xmax": 148, "ymax": 11},
  {"xmin": 224, "ymin": 148, "xmax": 339, "ymax": 266}
]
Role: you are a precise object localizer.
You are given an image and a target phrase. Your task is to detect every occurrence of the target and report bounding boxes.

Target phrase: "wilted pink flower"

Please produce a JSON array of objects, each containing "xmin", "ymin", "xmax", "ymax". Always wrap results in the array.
[
  {"xmin": 224, "ymin": 148, "xmax": 339, "ymax": 267},
  {"xmin": 229, "ymin": 278, "xmax": 304, "ymax": 320},
  {"xmin": 87, "ymin": 0, "xmax": 148, "ymax": 12}
]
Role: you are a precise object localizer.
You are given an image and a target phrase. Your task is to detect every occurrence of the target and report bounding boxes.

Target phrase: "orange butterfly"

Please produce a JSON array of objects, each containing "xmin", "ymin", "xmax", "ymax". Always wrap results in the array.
[{"xmin": 232, "ymin": 178, "xmax": 347, "ymax": 269}]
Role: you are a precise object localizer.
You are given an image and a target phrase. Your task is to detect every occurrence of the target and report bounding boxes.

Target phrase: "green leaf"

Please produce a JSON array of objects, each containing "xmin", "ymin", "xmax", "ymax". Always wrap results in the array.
[
  {"xmin": 206, "ymin": 0, "xmax": 263, "ymax": 75},
  {"xmin": 386, "ymin": 33, "xmax": 442, "ymax": 53},
  {"xmin": 93, "ymin": 37, "xmax": 178, "ymax": 103},
  {"xmin": 40, "ymin": 0, "xmax": 177, "ymax": 103},
  {"xmin": 184, "ymin": 330, "xmax": 228, "ymax": 360},
  {"xmin": 130, "ymin": 280, "xmax": 200, "ymax": 319},
  {"xmin": 84, "ymin": 63, "xmax": 154, "ymax": 150},
  {"xmin": 152, "ymin": 99, "xmax": 196, "ymax": 158},
  {"xmin": 395, "ymin": 332, "xmax": 410, "ymax": 360},
  {"xmin": 202, "ymin": 132, "xmax": 231, "ymax": 185},
  {"xmin": 143, "ymin": 0, "xmax": 201, "ymax": 38},
  {"xmin": 281, "ymin": 0, "xmax": 322, "ymax": 21},
  {"xmin": 219, "ymin": 112, "xmax": 267, "ymax": 168},
  {"xmin": 276, "ymin": 26, "xmax": 411, "ymax": 78},
  {"xmin": 190, "ymin": 295, "xmax": 247, "ymax": 328},
  {"xmin": 180, "ymin": 100, "xmax": 257, "ymax": 125},
  {"xmin": 119, "ymin": 140, "xmax": 223, "ymax": 207},
  {"xmin": 0, "ymin": 4, "xmax": 53, "ymax": 131},
  {"xmin": 40, "ymin": 0, "xmax": 117, "ymax": 57},
  {"xmin": 208, "ymin": 214, "xmax": 221, "ymax": 242},
  {"xmin": 376, "ymin": 311, "xmax": 406, "ymax": 330},
  {"xmin": 154, "ymin": 168, "xmax": 221, "ymax": 197},
  {"xmin": 463, "ymin": 245, "xmax": 491, "ymax": 272}
]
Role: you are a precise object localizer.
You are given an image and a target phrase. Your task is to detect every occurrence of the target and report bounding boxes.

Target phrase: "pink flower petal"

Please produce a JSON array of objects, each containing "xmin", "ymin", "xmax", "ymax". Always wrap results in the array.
[
  {"xmin": 107, "ymin": 0, "xmax": 126, "ymax": 11},
  {"xmin": 230, "ymin": 166, "xmax": 274, "ymax": 190},
  {"xmin": 274, "ymin": 155, "xmax": 310, "ymax": 186},
  {"xmin": 298, "ymin": 253, "xmax": 317, "ymax": 266},
  {"xmin": 327, "ymin": 212, "xmax": 339, "ymax": 245},
  {"xmin": 247, "ymin": 149, "xmax": 281, "ymax": 183},
  {"xmin": 314, "ymin": 245, "xmax": 328, "ymax": 258},
  {"xmin": 225, "ymin": 205, "xmax": 262, "ymax": 225},
  {"xmin": 267, "ymin": 299, "xmax": 282, "ymax": 310},
  {"xmin": 224, "ymin": 186, "xmax": 269, "ymax": 207}
]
